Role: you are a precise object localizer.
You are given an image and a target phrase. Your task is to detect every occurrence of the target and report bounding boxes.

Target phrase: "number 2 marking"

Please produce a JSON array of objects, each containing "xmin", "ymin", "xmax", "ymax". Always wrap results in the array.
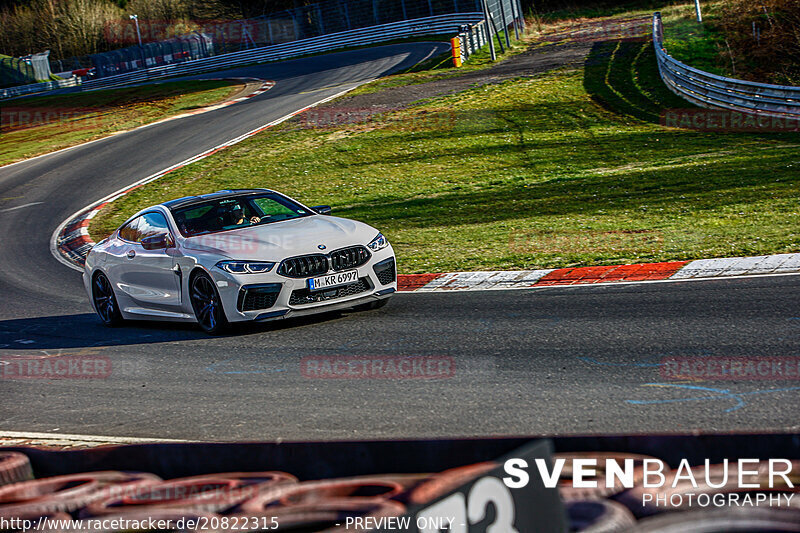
[{"xmin": 416, "ymin": 476, "xmax": 519, "ymax": 532}]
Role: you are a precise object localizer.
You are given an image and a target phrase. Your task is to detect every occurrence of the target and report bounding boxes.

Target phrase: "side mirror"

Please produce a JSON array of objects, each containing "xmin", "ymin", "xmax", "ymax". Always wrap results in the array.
[
  {"xmin": 141, "ymin": 232, "xmax": 173, "ymax": 250},
  {"xmin": 312, "ymin": 205, "xmax": 332, "ymax": 215}
]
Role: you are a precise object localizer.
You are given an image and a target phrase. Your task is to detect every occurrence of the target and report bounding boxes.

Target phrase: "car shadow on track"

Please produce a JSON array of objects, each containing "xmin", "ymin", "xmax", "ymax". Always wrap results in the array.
[{"xmin": 0, "ymin": 310, "xmax": 351, "ymax": 351}]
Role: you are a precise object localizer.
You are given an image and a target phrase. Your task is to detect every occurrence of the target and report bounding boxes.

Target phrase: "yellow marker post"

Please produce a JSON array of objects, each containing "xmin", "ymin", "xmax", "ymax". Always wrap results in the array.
[{"xmin": 450, "ymin": 37, "xmax": 463, "ymax": 67}]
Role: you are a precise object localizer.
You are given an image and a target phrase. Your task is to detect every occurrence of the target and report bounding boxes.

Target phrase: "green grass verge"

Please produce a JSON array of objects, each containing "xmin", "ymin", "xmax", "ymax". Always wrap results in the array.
[
  {"xmin": 531, "ymin": 1, "xmax": 672, "ymax": 22},
  {"xmin": 0, "ymin": 80, "xmax": 243, "ymax": 166},
  {"xmin": 90, "ymin": 34, "xmax": 800, "ymax": 274},
  {"xmin": 660, "ymin": 0, "xmax": 730, "ymax": 76}
]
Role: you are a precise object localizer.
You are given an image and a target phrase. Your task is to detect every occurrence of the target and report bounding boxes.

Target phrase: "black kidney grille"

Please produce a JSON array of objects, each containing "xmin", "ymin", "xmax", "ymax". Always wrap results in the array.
[
  {"xmin": 278, "ymin": 254, "xmax": 329, "ymax": 278},
  {"xmin": 329, "ymin": 246, "xmax": 371, "ymax": 271}
]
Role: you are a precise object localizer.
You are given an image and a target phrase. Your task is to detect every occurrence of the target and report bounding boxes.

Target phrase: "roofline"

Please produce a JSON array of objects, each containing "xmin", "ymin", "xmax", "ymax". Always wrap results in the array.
[{"xmin": 161, "ymin": 189, "xmax": 276, "ymax": 210}]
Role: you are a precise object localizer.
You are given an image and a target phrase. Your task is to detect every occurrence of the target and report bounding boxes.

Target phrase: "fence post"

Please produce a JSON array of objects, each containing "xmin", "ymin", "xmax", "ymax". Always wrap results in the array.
[
  {"xmin": 487, "ymin": 6, "xmax": 505, "ymax": 54},
  {"xmin": 340, "ymin": 0, "xmax": 351, "ymax": 30},
  {"xmin": 499, "ymin": 0, "xmax": 511, "ymax": 48},
  {"xmin": 291, "ymin": 8, "xmax": 301, "ymax": 40},
  {"xmin": 482, "ymin": 0, "xmax": 496, "ymax": 60},
  {"xmin": 509, "ymin": 0, "xmax": 520, "ymax": 39},
  {"xmin": 317, "ymin": 4, "xmax": 325, "ymax": 35}
]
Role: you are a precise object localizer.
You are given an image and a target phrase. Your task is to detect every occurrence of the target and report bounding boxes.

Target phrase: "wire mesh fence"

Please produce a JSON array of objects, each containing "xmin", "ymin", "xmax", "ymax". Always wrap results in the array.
[
  {"xmin": 89, "ymin": 33, "xmax": 214, "ymax": 78},
  {"xmin": 0, "ymin": 58, "xmax": 35, "ymax": 88}
]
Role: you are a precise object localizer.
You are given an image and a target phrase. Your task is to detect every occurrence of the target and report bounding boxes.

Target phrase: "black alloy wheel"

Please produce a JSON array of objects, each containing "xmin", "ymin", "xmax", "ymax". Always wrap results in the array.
[
  {"xmin": 92, "ymin": 272, "xmax": 123, "ymax": 326},
  {"xmin": 190, "ymin": 272, "xmax": 228, "ymax": 335}
]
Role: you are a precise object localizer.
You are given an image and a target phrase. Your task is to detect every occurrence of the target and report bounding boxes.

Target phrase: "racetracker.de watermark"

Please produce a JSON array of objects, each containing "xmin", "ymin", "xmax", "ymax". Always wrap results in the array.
[
  {"xmin": 543, "ymin": 18, "xmax": 649, "ymax": 43},
  {"xmin": 186, "ymin": 234, "xmax": 261, "ymax": 255},
  {"xmin": 297, "ymin": 107, "xmax": 456, "ymax": 132},
  {"xmin": 508, "ymin": 229, "xmax": 663, "ymax": 255},
  {"xmin": 661, "ymin": 357, "xmax": 800, "ymax": 381},
  {"xmin": 300, "ymin": 355, "xmax": 455, "ymax": 379},
  {"xmin": 1, "ymin": 107, "xmax": 101, "ymax": 133},
  {"xmin": 104, "ymin": 19, "xmax": 294, "ymax": 44},
  {"xmin": 0, "ymin": 355, "xmax": 111, "ymax": 380},
  {"xmin": 662, "ymin": 109, "xmax": 800, "ymax": 133}
]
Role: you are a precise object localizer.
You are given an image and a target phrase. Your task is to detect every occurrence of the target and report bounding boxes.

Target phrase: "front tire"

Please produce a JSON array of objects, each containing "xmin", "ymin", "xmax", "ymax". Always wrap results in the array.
[
  {"xmin": 190, "ymin": 271, "xmax": 229, "ymax": 335},
  {"xmin": 92, "ymin": 272, "xmax": 123, "ymax": 327}
]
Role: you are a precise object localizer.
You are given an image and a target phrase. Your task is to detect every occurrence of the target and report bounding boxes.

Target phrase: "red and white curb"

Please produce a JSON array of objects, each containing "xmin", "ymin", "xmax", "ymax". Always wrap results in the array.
[
  {"xmin": 396, "ymin": 254, "xmax": 800, "ymax": 291},
  {"xmin": 51, "ymin": 82, "xmax": 373, "ymax": 272}
]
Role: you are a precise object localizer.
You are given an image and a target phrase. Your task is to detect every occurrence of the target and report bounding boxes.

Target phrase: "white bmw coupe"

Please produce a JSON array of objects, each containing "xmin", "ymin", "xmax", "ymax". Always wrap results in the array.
[{"xmin": 83, "ymin": 189, "xmax": 396, "ymax": 334}]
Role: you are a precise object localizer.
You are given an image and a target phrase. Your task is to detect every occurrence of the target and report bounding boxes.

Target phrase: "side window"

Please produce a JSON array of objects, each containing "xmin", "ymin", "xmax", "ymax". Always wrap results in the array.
[
  {"xmin": 118, "ymin": 217, "xmax": 142, "ymax": 242},
  {"xmin": 138, "ymin": 212, "xmax": 170, "ymax": 240},
  {"xmin": 173, "ymin": 205, "xmax": 214, "ymax": 237}
]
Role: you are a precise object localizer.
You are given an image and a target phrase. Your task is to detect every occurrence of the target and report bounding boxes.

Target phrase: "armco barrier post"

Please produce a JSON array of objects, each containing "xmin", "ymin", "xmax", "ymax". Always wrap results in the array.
[{"xmin": 450, "ymin": 37, "xmax": 462, "ymax": 67}]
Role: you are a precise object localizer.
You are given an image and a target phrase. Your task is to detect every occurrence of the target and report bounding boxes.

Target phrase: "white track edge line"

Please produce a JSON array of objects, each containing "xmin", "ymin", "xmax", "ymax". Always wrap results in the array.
[{"xmin": 0, "ymin": 430, "xmax": 188, "ymax": 444}]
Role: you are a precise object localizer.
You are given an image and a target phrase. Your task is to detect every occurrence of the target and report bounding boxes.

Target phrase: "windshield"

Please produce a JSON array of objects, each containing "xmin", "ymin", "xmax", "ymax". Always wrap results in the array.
[{"xmin": 170, "ymin": 192, "xmax": 312, "ymax": 237}]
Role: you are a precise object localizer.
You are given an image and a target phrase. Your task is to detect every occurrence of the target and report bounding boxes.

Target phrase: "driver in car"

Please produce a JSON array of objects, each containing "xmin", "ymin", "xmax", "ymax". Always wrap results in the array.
[{"xmin": 231, "ymin": 206, "xmax": 260, "ymax": 226}]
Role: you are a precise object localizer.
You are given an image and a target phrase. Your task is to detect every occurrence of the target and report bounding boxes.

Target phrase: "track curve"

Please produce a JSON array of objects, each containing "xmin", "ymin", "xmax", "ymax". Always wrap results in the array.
[
  {"xmin": 0, "ymin": 43, "xmax": 447, "ymax": 310},
  {"xmin": 1, "ymin": 42, "xmax": 799, "ymax": 442}
]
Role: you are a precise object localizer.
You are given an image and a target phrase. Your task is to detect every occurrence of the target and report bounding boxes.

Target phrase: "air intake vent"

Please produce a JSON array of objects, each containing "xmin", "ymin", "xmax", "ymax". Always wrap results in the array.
[
  {"xmin": 373, "ymin": 258, "xmax": 396, "ymax": 285},
  {"xmin": 237, "ymin": 284, "xmax": 281, "ymax": 312}
]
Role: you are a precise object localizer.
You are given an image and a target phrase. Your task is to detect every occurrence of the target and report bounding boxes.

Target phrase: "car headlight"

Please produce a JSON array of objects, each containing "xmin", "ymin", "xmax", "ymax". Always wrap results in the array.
[
  {"xmin": 367, "ymin": 233, "xmax": 389, "ymax": 252},
  {"xmin": 216, "ymin": 261, "xmax": 275, "ymax": 274}
]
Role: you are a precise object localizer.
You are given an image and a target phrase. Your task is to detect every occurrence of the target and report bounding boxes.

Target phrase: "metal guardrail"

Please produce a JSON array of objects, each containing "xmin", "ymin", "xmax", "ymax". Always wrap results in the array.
[
  {"xmin": 1, "ymin": 14, "xmax": 482, "ymax": 99},
  {"xmin": 0, "ymin": 76, "xmax": 80, "ymax": 99},
  {"xmin": 653, "ymin": 12, "xmax": 800, "ymax": 118},
  {"xmin": 456, "ymin": 20, "xmax": 489, "ymax": 63}
]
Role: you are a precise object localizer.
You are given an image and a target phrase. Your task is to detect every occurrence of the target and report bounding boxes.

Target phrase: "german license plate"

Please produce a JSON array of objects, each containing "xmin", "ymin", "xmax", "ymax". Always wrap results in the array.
[{"xmin": 308, "ymin": 270, "xmax": 358, "ymax": 291}]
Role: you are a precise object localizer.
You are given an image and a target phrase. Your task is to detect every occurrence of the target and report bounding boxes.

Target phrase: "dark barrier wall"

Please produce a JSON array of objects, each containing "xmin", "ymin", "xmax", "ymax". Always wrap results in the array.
[{"xmin": 5, "ymin": 433, "xmax": 800, "ymax": 480}]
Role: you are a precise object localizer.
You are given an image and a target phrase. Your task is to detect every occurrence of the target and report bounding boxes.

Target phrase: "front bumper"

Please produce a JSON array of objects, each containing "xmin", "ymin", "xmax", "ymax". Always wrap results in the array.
[{"xmin": 210, "ymin": 247, "xmax": 397, "ymax": 323}]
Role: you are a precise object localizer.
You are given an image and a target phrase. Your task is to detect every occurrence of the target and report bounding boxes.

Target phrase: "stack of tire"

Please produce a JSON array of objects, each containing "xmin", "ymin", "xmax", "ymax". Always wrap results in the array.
[
  {"xmin": 2, "ymin": 450, "xmax": 800, "ymax": 532},
  {"xmin": 0, "ymin": 453, "xmax": 488, "ymax": 532}
]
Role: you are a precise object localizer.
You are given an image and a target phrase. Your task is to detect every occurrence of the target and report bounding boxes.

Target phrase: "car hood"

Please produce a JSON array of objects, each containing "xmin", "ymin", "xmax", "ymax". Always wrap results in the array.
[{"xmin": 180, "ymin": 215, "xmax": 379, "ymax": 260}]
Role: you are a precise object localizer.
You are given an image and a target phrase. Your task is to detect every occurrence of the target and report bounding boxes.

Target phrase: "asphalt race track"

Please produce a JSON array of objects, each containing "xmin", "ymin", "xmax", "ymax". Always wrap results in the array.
[{"xmin": 1, "ymin": 44, "xmax": 799, "ymax": 441}]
